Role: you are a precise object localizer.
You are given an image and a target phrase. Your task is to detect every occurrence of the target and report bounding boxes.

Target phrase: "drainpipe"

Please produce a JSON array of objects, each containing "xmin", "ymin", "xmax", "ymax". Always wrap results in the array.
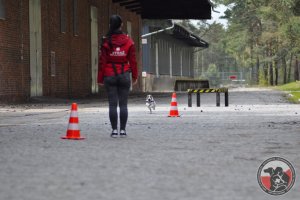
[
  {"xmin": 141, "ymin": 21, "xmax": 175, "ymax": 38},
  {"xmin": 207, "ymin": 0, "xmax": 221, "ymax": 13}
]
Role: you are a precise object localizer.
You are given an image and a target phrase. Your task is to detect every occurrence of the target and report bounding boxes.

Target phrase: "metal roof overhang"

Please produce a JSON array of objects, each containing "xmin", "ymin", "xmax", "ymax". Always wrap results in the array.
[
  {"xmin": 171, "ymin": 24, "xmax": 209, "ymax": 48},
  {"xmin": 112, "ymin": 0, "xmax": 212, "ymax": 19}
]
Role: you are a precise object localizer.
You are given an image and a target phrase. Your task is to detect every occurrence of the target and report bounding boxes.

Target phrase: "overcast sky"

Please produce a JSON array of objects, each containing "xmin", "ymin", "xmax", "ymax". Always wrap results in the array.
[
  {"xmin": 190, "ymin": 4, "xmax": 228, "ymax": 28},
  {"xmin": 209, "ymin": 4, "xmax": 228, "ymax": 27}
]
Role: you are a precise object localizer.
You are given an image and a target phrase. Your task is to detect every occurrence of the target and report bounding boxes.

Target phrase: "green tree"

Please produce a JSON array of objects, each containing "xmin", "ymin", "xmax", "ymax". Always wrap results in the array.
[{"xmin": 215, "ymin": 0, "xmax": 300, "ymax": 85}]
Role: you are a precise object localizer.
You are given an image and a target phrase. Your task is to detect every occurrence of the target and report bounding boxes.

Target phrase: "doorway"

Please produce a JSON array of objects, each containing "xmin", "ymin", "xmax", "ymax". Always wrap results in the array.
[
  {"xmin": 29, "ymin": 0, "xmax": 42, "ymax": 96},
  {"xmin": 90, "ymin": 6, "xmax": 98, "ymax": 94}
]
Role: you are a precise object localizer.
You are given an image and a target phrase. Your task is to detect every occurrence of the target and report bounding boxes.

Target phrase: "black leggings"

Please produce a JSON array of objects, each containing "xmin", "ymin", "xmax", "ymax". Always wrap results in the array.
[{"xmin": 104, "ymin": 72, "xmax": 131, "ymax": 130}]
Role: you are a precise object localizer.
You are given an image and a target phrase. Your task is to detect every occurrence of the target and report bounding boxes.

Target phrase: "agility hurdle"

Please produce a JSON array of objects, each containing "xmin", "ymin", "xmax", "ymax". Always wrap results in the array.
[{"xmin": 187, "ymin": 88, "xmax": 229, "ymax": 107}]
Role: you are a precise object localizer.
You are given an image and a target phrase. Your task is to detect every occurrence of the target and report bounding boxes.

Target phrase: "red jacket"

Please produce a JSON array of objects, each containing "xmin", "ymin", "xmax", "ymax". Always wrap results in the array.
[{"xmin": 98, "ymin": 33, "xmax": 138, "ymax": 84}]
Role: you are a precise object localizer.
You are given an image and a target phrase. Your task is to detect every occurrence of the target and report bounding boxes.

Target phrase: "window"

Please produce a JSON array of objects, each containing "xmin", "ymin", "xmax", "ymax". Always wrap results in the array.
[
  {"xmin": 0, "ymin": 0, "xmax": 5, "ymax": 19},
  {"xmin": 73, "ymin": 0, "xmax": 78, "ymax": 35},
  {"xmin": 60, "ymin": 0, "xmax": 66, "ymax": 33}
]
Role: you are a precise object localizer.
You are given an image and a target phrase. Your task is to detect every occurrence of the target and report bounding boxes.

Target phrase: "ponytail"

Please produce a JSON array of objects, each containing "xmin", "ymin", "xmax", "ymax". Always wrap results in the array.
[{"xmin": 106, "ymin": 15, "xmax": 123, "ymax": 48}]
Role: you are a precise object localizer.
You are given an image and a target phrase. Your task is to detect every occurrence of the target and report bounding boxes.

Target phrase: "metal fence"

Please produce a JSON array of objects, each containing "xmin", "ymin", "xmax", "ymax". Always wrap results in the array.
[{"xmin": 200, "ymin": 72, "xmax": 247, "ymax": 87}]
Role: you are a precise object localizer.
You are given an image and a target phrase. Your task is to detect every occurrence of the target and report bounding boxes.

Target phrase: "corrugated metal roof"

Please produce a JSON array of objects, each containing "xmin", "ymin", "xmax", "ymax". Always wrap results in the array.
[
  {"xmin": 112, "ymin": 0, "xmax": 211, "ymax": 19},
  {"xmin": 171, "ymin": 24, "xmax": 209, "ymax": 48},
  {"xmin": 143, "ymin": 20, "xmax": 209, "ymax": 48}
]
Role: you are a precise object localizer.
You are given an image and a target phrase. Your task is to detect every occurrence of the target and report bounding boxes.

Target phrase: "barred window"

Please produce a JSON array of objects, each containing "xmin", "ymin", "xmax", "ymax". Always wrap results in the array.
[
  {"xmin": 60, "ymin": 0, "xmax": 66, "ymax": 33},
  {"xmin": 0, "ymin": 0, "xmax": 5, "ymax": 19},
  {"xmin": 73, "ymin": 0, "xmax": 78, "ymax": 35}
]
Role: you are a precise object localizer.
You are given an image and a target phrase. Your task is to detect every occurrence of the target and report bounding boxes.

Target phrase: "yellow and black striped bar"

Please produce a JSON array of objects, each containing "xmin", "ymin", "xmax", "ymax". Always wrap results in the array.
[
  {"xmin": 187, "ymin": 88, "xmax": 228, "ymax": 93},
  {"xmin": 187, "ymin": 88, "xmax": 229, "ymax": 107}
]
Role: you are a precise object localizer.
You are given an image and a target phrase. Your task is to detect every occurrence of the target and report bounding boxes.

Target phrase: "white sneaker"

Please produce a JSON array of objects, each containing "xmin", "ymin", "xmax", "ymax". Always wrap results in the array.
[
  {"xmin": 110, "ymin": 130, "xmax": 118, "ymax": 138},
  {"xmin": 120, "ymin": 130, "xmax": 127, "ymax": 138}
]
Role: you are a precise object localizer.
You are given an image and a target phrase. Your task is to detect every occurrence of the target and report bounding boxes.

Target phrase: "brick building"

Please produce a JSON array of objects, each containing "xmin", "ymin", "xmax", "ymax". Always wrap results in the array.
[
  {"xmin": 0, "ymin": 0, "xmax": 141, "ymax": 101},
  {"xmin": 0, "ymin": 0, "xmax": 211, "ymax": 102}
]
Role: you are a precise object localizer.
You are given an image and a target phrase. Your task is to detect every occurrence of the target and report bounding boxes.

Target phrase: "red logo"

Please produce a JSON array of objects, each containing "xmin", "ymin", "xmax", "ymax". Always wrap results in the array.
[{"xmin": 257, "ymin": 157, "xmax": 295, "ymax": 195}]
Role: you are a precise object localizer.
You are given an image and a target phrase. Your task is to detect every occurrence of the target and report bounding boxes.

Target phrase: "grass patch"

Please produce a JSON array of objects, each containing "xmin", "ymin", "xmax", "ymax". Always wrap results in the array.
[
  {"xmin": 277, "ymin": 81, "xmax": 300, "ymax": 103},
  {"xmin": 277, "ymin": 81, "xmax": 300, "ymax": 91}
]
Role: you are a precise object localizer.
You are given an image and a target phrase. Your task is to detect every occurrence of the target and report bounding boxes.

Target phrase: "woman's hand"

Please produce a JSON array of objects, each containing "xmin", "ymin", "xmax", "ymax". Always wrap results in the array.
[
  {"xmin": 132, "ymin": 79, "xmax": 138, "ymax": 86},
  {"xmin": 98, "ymin": 83, "xmax": 104, "ymax": 87}
]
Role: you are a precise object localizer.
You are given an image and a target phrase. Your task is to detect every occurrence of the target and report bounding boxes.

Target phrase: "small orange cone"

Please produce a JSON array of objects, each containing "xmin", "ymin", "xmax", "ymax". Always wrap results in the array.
[
  {"xmin": 168, "ymin": 92, "xmax": 180, "ymax": 117},
  {"xmin": 61, "ymin": 103, "xmax": 85, "ymax": 140}
]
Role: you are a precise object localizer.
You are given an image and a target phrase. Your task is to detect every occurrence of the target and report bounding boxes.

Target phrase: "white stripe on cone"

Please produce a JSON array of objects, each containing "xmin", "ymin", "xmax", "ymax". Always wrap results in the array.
[
  {"xmin": 170, "ymin": 106, "xmax": 178, "ymax": 110},
  {"xmin": 172, "ymin": 98, "xmax": 177, "ymax": 102},
  {"xmin": 70, "ymin": 111, "xmax": 78, "ymax": 118},
  {"xmin": 68, "ymin": 123, "xmax": 79, "ymax": 130}
]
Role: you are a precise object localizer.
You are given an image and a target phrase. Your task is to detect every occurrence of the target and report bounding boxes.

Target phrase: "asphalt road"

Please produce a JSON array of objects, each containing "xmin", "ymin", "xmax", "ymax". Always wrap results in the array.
[{"xmin": 0, "ymin": 88, "xmax": 299, "ymax": 200}]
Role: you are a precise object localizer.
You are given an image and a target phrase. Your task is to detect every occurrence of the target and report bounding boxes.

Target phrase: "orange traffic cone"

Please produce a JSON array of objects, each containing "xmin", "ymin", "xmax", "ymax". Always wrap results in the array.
[
  {"xmin": 61, "ymin": 103, "xmax": 85, "ymax": 140},
  {"xmin": 168, "ymin": 92, "xmax": 180, "ymax": 117}
]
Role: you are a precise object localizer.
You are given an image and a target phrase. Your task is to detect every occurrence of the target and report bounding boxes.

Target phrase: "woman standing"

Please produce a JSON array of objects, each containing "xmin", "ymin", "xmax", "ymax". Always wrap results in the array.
[{"xmin": 98, "ymin": 15, "xmax": 138, "ymax": 138}]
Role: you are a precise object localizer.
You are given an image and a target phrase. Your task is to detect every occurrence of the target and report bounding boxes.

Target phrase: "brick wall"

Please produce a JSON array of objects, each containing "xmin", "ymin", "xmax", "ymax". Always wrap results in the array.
[
  {"xmin": 0, "ymin": 0, "xmax": 142, "ymax": 102},
  {"xmin": 0, "ymin": 0, "xmax": 30, "ymax": 102}
]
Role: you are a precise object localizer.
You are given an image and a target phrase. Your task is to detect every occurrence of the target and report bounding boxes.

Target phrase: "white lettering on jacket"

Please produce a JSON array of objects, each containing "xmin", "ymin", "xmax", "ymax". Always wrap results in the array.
[{"xmin": 110, "ymin": 47, "xmax": 126, "ymax": 57}]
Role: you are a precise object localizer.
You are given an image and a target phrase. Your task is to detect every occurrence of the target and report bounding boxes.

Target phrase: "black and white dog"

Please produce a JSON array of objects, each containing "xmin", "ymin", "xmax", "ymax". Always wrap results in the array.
[
  {"xmin": 264, "ymin": 167, "xmax": 290, "ymax": 192},
  {"xmin": 146, "ymin": 94, "xmax": 156, "ymax": 114}
]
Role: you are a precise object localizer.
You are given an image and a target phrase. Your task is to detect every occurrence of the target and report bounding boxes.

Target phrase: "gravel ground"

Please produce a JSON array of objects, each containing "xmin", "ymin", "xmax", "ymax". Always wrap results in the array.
[{"xmin": 0, "ymin": 88, "xmax": 300, "ymax": 200}]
